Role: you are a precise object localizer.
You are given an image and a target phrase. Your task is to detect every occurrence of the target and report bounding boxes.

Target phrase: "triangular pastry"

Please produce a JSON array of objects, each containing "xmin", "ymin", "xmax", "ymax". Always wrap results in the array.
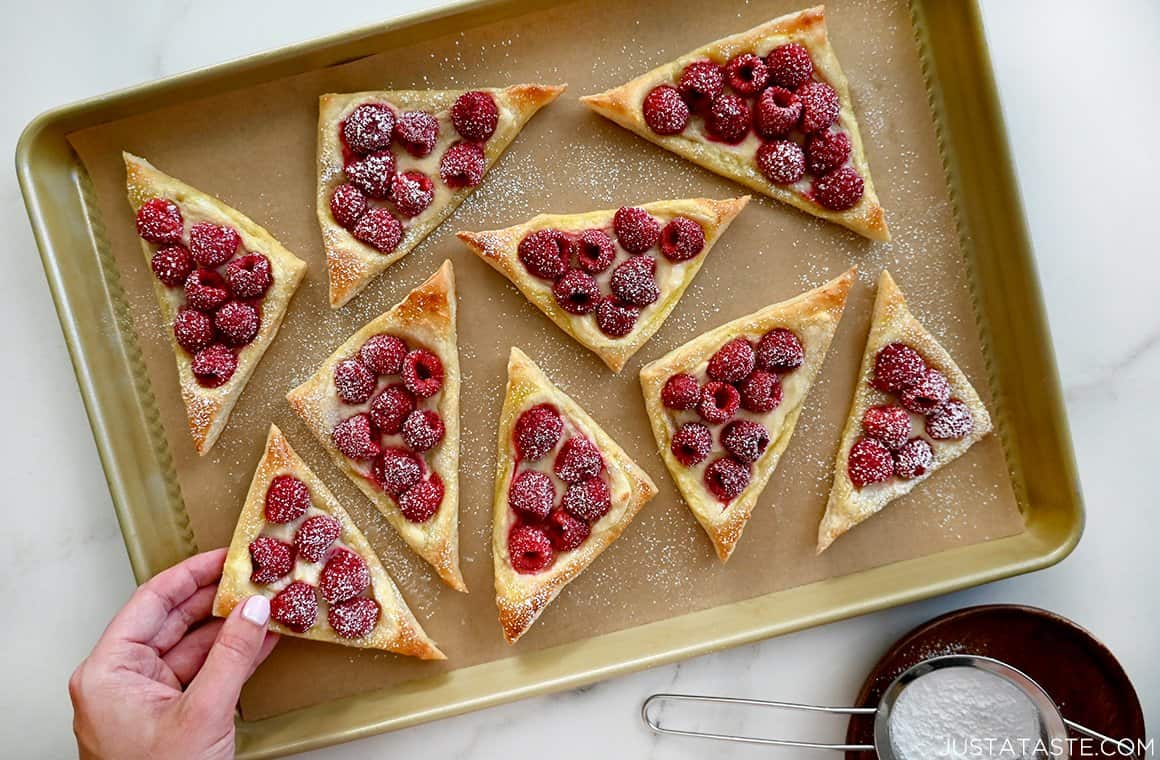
[
  {"xmin": 581, "ymin": 6, "xmax": 888, "ymax": 241},
  {"xmin": 318, "ymin": 83, "xmax": 565, "ymax": 307},
  {"xmin": 213, "ymin": 424, "xmax": 443, "ymax": 659},
  {"xmin": 124, "ymin": 152, "xmax": 306, "ymax": 455},
  {"xmin": 493, "ymin": 347, "xmax": 658, "ymax": 643},
  {"xmin": 817, "ymin": 270, "xmax": 993, "ymax": 553},
  {"xmin": 640, "ymin": 269, "xmax": 854, "ymax": 560},
  {"xmin": 287, "ymin": 261, "xmax": 465, "ymax": 591},
  {"xmin": 458, "ymin": 196, "xmax": 749, "ymax": 372}
]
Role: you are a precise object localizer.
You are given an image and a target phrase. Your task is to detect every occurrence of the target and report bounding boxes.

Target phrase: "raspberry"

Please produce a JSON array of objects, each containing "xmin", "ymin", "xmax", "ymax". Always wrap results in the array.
[
  {"xmin": 900, "ymin": 368, "xmax": 951, "ymax": 415},
  {"xmin": 660, "ymin": 217, "xmax": 705, "ymax": 262},
  {"xmin": 334, "ymin": 358, "xmax": 377, "ymax": 404},
  {"xmin": 848, "ymin": 437, "xmax": 894, "ymax": 488},
  {"xmin": 613, "ymin": 206, "xmax": 661, "ymax": 253},
  {"xmin": 757, "ymin": 140, "xmax": 806, "ymax": 185},
  {"xmin": 662, "ymin": 373, "xmax": 700, "ymax": 410},
  {"xmin": 677, "ymin": 60, "xmax": 725, "ymax": 113},
  {"xmin": 329, "ymin": 183, "xmax": 367, "ymax": 229},
  {"xmin": 342, "ymin": 102, "xmax": 395, "ymax": 155},
  {"xmin": 329, "ymin": 597, "xmax": 381, "ymax": 639},
  {"xmin": 191, "ymin": 344, "xmax": 237, "ymax": 388},
  {"xmin": 671, "ymin": 422, "xmax": 712, "ymax": 466},
  {"xmin": 546, "ymin": 509, "xmax": 590, "ymax": 552},
  {"xmin": 610, "ymin": 256, "xmax": 659, "ymax": 307},
  {"xmin": 722, "ymin": 420, "xmax": 770, "ymax": 464},
  {"xmin": 295, "ymin": 514, "xmax": 340, "ymax": 563},
  {"xmin": 698, "ymin": 381, "xmax": 740, "ymax": 424},
  {"xmin": 562, "ymin": 478, "xmax": 612, "ymax": 522},
  {"xmin": 552, "ymin": 269, "xmax": 600, "ymax": 314},
  {"xmin": 359, "ymin": 334, "xmax": 407, "ymax": 375},
  {"xmin": 754, "ymin": 87, "xmax": 802, "ymax": 139},
  {"xmin": 894, "ymin": 438, "xmax": 934, "ymax": 479},
  {"xmin": 390, "ymin": 170, "xmax": 435, "ymax": 218},
  {"xmin": 797, "ymin": 81, "xmax": 840, "ymax": 133},
  {"xmin": 402, "ymin": 348, "xmax": 444, "ymax": 398},
  {"xmin": 345, "ymin": 150, "xmax": 396, "ymax": 199},
  {"xmin": 320, "ymin": 548, "xmax": 371, "ymax": 605},
  {"xmin": 707, "ymin": 338, "xmax": 756, "ymax": 383},
  {"xmin": 189, "ymin": 222, "xmax": 240, "ymax": 268},
  {"xmin": 393, "ymin": 110, "xmax": 439, "ymax": 157},
  {"xmin": 151, "ymin": 245, "xmax": 194, "ymax": 287},
  {"xmin": 805, "ymin": 130, "xmax": 852, "ymax": 176},
  {"xmin": 518, "ymin": 229, "xmax": 571, "ymax": 280},
  {"xmin": 214, "ymin": 301, "xmax": 260, "ymax": 347},
  {"xmin": 508, "ymin": 524, "xmax": 554, "ymax": 574},
  {"xmin": 184, "ymin": 269, "xmax": 230, "ymax": 312},
  {"xmin": 812, "ymin": 166, "xmax": 864, "ymax": 211},
  {"xmin": 401, "ymin": 409, "xmax": 445, "ymax": 452},
  {"xmin": 332, "ymin": 413, "xmax": 381, "ymax": 460},
  {"xmin": 596, "ymin": 297, "xmax": 639, "ymax": 337},
  {"xmin": 353, "ymin": 207, "xmax": 403, "ymax": 253},
  {"xmin": 706, "ymin": 93, "xmax": 752, "ymax": 144},
  {"xmin": 575, "ymin": 229, "xmax": 616, "ymax": 274},
  {"xmin": 451, "ymin": 91, "xmax": 499, "ymax": 142},
  {"xmin": 926, "ymin": 399, "xmax": 974, "ymax": 440},
  {"xmin": 399, "ymin": 474, "xmax": 444, "ymax": 522},
  {"xmin": 724, "ymin": 52, "xmax": 771, "ymax": 96},
  {"xmin": 265, "ymin": 474, "xmax": 310, "ymax": 524},
  {"xmin": 249, "ymin": 536, "xmax": 295, "ymax": 584},
  {"xmin": 739, "ymin": 370, "xmax": 783, "ymax": 413},
  {"xmin": 643, "ymin": 85, "xmax": 689, "ymax": 135},
  {"xmin": 554, "ymin": 436, "xmax": 604, "ymax": 483},
  {"xmin": 704, "ymin": 457, "xmax": 751, "ymax": 501},
  {"xmin": 768, "ymin": 43, "xmax": 814, "ymax": 90},
  {"xmin": 439, "ymin": 141, "xmax": 487, "ymax": 188},
  {"xmin": 136, "ymin": 198, "xmax": 184, "ymax": 245},
  {"xmin": 271, "ymin": 582, "xmax": 318, "ymax": 633},
  {"xmin": 513, "ymin": 404, "xmax": 563, "ymax": 462},
  {"xmin": 508, "ymin": 470, "xmax": 555, "ymax": 520},
  {"xmin": 373, "ymin": 447, "xmax": 423, "ymax": 497},
  {"xmin": 861, "ymin": 405, "xmax": 911, "ymax": 451},
  {"xmin": 369, "ymin": 384, "xmax": 415, "ymax": 434},
  {"xmin": 872, "ymin": 343, "xmax": 928, "ymax": 393},
  {"xmin": 173, "ymin": 308, "xmax": 216, "ymax": 353},
  {"xmin": 224, "ymin": 253, "xmax": 273, "ymax": 299}
]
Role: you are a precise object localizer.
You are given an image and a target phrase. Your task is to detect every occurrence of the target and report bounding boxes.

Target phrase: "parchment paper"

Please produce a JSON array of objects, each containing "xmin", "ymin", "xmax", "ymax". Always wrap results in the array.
[{"xmin": 66, "ymin": 0, "xmax": 1024, "ymax": 720}]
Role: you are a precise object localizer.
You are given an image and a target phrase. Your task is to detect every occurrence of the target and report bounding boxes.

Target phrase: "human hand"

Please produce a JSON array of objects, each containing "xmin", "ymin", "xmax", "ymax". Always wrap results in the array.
[{"xmin": 69, "ymin": 548, "xmax": 279, "ymax": 760}]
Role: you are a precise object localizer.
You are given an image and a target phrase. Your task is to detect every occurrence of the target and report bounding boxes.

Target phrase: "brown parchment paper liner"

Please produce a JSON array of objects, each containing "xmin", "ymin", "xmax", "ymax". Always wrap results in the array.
[{"xmin": 66, "ymin": 0, "xmax": 1023, "ymax": 721}]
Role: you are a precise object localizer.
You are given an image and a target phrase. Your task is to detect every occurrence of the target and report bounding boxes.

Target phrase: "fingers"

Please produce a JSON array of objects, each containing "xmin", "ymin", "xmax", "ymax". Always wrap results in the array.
[
  {"xmin": 150, "ymin": 585, "xmax": 219, "ymax": 654},
  {"xmin": 162, "ymin": 619, "xmax": 224, "ymax": 686},
  {"xmin": 182, "ymin": 596, "xmax": 275, "ymax": 721}
]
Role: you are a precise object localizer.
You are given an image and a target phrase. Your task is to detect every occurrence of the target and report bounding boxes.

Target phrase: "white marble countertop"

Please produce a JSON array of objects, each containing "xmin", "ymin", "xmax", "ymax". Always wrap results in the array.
[{"xmin": 1, "ymin": 1, "xmax": 1156, "ymax": 756}]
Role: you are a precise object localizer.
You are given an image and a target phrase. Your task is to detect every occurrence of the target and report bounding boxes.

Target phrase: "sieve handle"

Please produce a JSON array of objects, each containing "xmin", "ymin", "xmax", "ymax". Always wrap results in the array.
[{"xmin": 642, "ymin": 693, "xmax": 877, "ymax": 752}]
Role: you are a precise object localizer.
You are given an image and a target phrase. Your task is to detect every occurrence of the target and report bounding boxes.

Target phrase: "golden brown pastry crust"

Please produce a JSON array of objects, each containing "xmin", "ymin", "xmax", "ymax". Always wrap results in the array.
[
  {"xmin": 124, "ymin": 152, "xmax": 307, "ymax": 455},
  {"xmin": 640, "ymin": 269, "xmax": 854, "ymax": 560},
  {"xmin": 817, "ymin": 270, "xmax": 993, "ymax": 553},
  {"xmin": 286, "ymin": 260, "xmax": 465, "ymax": 591},
  {"xmin": 213, "ymin": 424, "xmax": 443, "ymax": 659},
  {"xmin": 318, "ymin": 84, "xmax": 566, "ymax": 308},
  {"xmin": 458, "ymin": 196, "xmax": 749, "ymax": 372},
  {"xmin": 580, "ymin": 6, "xmax": 888, "ymax": 242},
  {"xmin": 493, "ymin": 347, "xmax": 658, "ymax": 643}
]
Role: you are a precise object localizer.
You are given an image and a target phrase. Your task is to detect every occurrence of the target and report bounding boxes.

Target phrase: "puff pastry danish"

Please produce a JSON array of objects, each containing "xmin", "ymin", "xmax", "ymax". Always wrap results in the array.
[
  {"xmin": 458, "ymin": 196, "xmax": 749, "ymax": 372},
  {"xmin": 213, "ymin": 424, "xmax": 443, "ymax": 659},
  {"xmin": 319, "ymin": 83, "xmax": 565, "ymax": 307},
  {"xmin": 124, "ymin": 152, "xmax": 306, "ymax": 455},
  {"xmin": 493, "ymin": 347, "xmax": 658, "ymax": 643},
  {"xmin": 640, "ymin": 269, "xmax": 853, "ymax": 560},
  {"xmin": 817, "ymin": 270, "xmax": 993, "ymax": 553},
  {"xmin": 581, "ymin": 6, "xmax": 888, "ymax": 241},
  {"xmin": 287, "ymin": 261, "xmax": 465, "ymax": 591}
]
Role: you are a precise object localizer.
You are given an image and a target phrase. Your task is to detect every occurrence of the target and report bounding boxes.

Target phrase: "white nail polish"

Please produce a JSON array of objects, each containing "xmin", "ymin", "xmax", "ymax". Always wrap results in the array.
[{"xmin": 241, "ymin": 595, "xmax": 270, "ymax": 625}]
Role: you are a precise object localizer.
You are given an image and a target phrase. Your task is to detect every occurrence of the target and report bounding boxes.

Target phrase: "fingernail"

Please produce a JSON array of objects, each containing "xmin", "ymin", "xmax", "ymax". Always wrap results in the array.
[{"xmin": 241, "ymin": 595, "xmax": 270, "ymax": 626}]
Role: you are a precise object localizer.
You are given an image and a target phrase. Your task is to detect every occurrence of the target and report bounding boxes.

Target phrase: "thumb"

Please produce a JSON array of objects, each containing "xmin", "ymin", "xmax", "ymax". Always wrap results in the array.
[{"xmin": 183, "ymin": 595, "xmax": 271, "ymax": 720}]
